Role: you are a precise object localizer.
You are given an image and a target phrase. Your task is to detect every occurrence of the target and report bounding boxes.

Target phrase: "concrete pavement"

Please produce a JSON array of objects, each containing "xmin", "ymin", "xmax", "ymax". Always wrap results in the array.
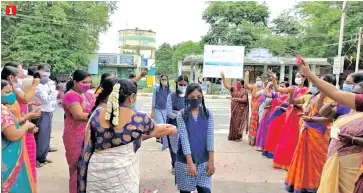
[{"xmin": 37, "ymin": 96, "xmax": 286, "ymax": 193}]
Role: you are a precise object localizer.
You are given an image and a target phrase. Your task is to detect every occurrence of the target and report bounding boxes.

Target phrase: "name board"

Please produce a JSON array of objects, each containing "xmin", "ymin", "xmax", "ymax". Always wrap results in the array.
[
  {"xmin": 98, "ymin": 55, "xmax": 117, "ymax": 65},
  {"xmin": 203, "ymin": 45, "xmax": 245, "ymax": 78},
  {"xmin": 120, "ymin": 55, "xmax": 134, "ymax": 65},
  {"xmin": 141, "ymin": 58, "xmax": 148, "ymax": 67}
]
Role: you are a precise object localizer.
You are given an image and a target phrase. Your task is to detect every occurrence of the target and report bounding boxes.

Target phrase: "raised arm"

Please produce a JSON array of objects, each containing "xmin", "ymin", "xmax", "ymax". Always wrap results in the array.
[
  {"xmin": 299, "ymin": 59, "xmax": 356, "ymax": 110},
  {"xmin": 133, "ymin": 68, "xmax": 148, "ymax": 83},
  {"xmin": 244, "ymin": 71, "xmax": 254, "ymax": 91},
  {"xmin": 269, "ymin": 72, "xmax": 290, "ymax": 93},
  {"xmin": 264, "ymin": 82, "xmax": 273, "ymax": 98},
  {"xmin": 14, "ymin": 78, "xmax": 40, "ymax": 103},
  {"xmin": 220, "ymin": 71, "xmax": 231, "ymax": 91}
]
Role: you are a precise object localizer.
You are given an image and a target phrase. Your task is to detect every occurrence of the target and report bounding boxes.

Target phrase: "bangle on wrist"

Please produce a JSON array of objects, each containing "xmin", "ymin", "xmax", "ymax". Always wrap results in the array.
[{"xmin": 352, "ymin": 137, "xmax": 355, "ymax": 144}]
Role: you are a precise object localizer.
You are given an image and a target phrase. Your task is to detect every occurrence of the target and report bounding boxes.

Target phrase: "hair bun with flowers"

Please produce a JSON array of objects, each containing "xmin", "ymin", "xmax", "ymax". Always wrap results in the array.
[{"xmin": 105, "ymin": 83, "xmax": 120, "ymax": 126}]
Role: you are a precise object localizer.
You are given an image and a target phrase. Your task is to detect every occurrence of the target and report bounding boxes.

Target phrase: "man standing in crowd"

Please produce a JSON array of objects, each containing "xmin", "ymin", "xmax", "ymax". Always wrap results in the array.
[{"xmin": 33, "ymin": 63, "xmax": 58, "ymax": 168}]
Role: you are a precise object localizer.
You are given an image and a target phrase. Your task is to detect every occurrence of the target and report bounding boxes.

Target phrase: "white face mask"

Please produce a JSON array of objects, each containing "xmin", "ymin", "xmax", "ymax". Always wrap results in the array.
[
  {"xmin": 256, "ymin": 81, "xmax": 263, "ymax": 87},
  {"xmin": 178, "ymin": 86, "xmax": 187, "ymax": 96},
  {"xmin": 161, "ymin": 80, "xmax": 167, "ymax": 85},
  {"xmin": 295, "ymin": 78, "xmax": 302, "ymax": 85}
]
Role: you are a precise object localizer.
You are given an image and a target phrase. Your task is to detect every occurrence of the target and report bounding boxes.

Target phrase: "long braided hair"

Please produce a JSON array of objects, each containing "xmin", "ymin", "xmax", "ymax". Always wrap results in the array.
[
  {"xmin": 182, "ymin": 83, "xmax": 209, "ymax": 122},
  {"xmin": 88, "ymin": 77, "xmax": 119, "ymax": 118}
]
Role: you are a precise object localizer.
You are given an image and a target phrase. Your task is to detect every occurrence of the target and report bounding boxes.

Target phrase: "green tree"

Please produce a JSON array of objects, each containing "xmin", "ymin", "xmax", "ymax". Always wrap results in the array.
[
  {"xmin": 294, "ymin": 1, "xmax": 363, "ymax": 58},
  {"xmin": 201, "ymin": 1, "xmax": 270, "ymax": 50},
  {"xmin": 171, "ymin": 41, "xmax": 203, "ymax": 72},
  {"xmin": 1, "ymin": 1, "xmax": 117, "ymax": 73},
  {"xmin": 155, "ymin": 43, "xmax": 174, "ymax": 75}
]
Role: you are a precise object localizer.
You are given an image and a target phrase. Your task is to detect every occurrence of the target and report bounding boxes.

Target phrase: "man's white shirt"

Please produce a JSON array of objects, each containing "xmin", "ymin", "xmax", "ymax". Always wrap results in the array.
[{"xmin": 34, "ymin": 80, "xmax": 58, "ymax": 112}]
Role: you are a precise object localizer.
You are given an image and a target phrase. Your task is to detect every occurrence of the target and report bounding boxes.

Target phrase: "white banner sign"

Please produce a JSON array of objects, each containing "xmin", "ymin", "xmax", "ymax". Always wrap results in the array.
[{"xmin": 203, "ymin": 45, "xmax": 245, "ymax": 78}]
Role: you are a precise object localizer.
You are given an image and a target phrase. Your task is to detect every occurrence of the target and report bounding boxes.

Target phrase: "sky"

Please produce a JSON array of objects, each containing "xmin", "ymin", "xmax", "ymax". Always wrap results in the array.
[{"xmin": 97, "ymin": 0, "xmax": 299, "ymax": 54}]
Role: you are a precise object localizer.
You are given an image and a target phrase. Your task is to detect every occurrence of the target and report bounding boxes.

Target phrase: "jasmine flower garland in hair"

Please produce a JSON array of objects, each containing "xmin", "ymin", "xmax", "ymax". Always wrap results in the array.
[{"xmin": 105, "ymin": 84, "xmax": 120, "ymax": 125}]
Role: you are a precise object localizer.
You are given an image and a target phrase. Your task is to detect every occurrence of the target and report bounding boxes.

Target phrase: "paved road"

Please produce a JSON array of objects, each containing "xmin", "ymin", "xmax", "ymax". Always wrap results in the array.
[{"xmin": 37, "ymin": 96, "xmax": 287, "ymax": 193}]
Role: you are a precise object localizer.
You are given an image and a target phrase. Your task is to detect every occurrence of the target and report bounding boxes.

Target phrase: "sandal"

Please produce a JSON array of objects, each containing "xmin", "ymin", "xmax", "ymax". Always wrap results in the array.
[
  {"xmin": 44, "ymin": 159, "xmax": 53, "ymax": 164},
  {"xmin": 36, "ymin": 162, "xmax": 44, "ymax": 168},
  {"xmin": 48, "ymin": 147, "xmax": 58, "ymax": 152}
]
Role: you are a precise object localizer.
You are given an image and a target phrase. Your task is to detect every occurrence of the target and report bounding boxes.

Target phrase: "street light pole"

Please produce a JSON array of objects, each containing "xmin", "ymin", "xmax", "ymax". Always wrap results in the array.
[
  {"xmin": 356, "ymin": 27, "xmax": 362, "ymax": 72},
  {"xmin": 336, "ymin": 0, "xmax": 348, "ymax": 87}
]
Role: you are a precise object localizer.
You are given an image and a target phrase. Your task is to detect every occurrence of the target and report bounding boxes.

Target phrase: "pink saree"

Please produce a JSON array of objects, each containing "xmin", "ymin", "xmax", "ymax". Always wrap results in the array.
[
  {"xmin": 62, "ymin": 91, "xmax": 95, "ymax": 193},
  {"xmin": 19, "ymin": 102, "xmax": 37, "ymax": 184}
]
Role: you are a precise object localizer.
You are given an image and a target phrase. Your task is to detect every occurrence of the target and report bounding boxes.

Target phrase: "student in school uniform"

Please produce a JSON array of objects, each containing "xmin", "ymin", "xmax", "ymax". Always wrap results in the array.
[
  {"xmin": 175, "ymin": 83, "xmax": 215, "ymax": 193},
  {"xmin": 164, "ymin": 75, "xmax": 189, "ymax": 174},
  {"xmin": 151, "ymin": 74, "xmax": 172, "ymax": 143}
]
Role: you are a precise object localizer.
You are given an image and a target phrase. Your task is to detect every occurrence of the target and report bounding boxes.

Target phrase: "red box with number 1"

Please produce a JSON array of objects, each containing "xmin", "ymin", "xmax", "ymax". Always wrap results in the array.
[{"xmin": 5, "ymin": 5, "xmax": 17, "ymax": 16}]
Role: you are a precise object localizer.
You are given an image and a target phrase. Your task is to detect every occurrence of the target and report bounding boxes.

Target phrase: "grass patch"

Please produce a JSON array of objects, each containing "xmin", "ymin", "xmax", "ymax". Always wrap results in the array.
[{"xmin": 138, "ymin": 87, "xmax": 153, "ymax": 93}]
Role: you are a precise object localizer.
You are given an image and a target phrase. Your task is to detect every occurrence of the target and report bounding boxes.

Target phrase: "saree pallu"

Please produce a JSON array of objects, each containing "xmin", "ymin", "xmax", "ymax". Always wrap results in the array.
[
  {"xmin": 255, "ymin": 107, "xmax": 272, "ymax": 151},
  {"xmin": 248, "ymin": 94, "xmax": 262, "ymax": 146},
  {"xmin": 273, "ymin": 105, "xmax": 303, "ymax": 170},
  {"xmin": 85, "ymin": 143, "xmax": 140, "ymax": 193},
  {"xmin": 19, "ymin": 102, "xmax": 37, "ymax": 183},
  {"xmin": 285, "ymin": 122, "xmax": 330, "ymax": 193},
  {"xmin": 318, "ymin": 112, "xmax": 363, "ymax": 193},
  {"xmin": 262, "ymin": 96, "xmax": 288, "ymax": 158},
  {"xmin": 2, "ymin": 136, "xmax": 36, "ymax": 193}
]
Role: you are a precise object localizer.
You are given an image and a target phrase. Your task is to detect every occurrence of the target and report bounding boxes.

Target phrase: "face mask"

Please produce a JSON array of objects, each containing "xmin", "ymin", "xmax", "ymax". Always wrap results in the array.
[
  {"xmin": 161, "ymin": 80, "xmax": 167, "ymax": 86},
  {"xmin": 131, "ymin": 103, "xmax": 136, "ymax": 110},
  {"xmin": 295, "ymin": 78, "xmax": 302, "ymax": 85},
  {"xmin": 309, "ymin": 86, "xmax": 318, "ymax": 95},
  {"xmin": 45, "ymin": 72, "xmax": 51, "ymax": 77},
  {"xmin": 256, "ymin": 81, "xmax": 263, "ymax": 87},
  {"xmin": 1, "ymin": 92, "xmax": 17, "ymax": 105},
  {"xmin": 188, "ymin": 99, "xmax": 202, "ymax": 109},
  {"xmin": 40, "ymin": 76, "xmax": 49, "ymax": 85},
  {"xmin": 76, "ymin": 83, "xmax": 91, "ymax": 93},
  {"xmin": 178, "ymin": 86, "xmax": 187, "ymax": 95},
  {"xmin": 342, "ymin": 84, "xmax": 354, "ymax": 92},
  {"xmin": 235, "ymin": 83, "xmax": 242, "ymax": 89}
]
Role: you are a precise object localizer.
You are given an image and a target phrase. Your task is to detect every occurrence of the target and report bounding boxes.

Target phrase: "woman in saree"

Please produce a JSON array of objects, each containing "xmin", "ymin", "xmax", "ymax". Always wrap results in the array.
[
  {"xmin": 244, "ymin": 70, "xmax": 264, "ymax": 146},
  {"xmin": 62, "ymin": 70, "xmax": 95, "ymax": 193},
  {"xmin": 285, "ymin": 75, "xmax": 336, "ymax": 193},
  {"xmin": 298, "ymin": 58, "xmax": 363, "ymax": 112},
  {"xmin": 77, "ymin": 78, "xmax": 177, "ymax": 193},
  {"xmin": 221, "ymin": 72, "xmax": 249, "ymax": 141},
  {"xmin": 317, "ymin": 81, "xmax": 363, "ymax": 193},
  {"xmin": 263, "ymin": 72, "xmax": 309, "ymax": 159},
  {"xmin": 256, "ymin": 82, "xmax": 287, "ymax": 151},
  {"xmin": 1, "ymin": 80, "xmax": 38, "ymax": 193},
  {"xmin": 273, "ymin": 76, "xmax": 328, "ymax": 170},
  {"xmin": 2, "ymin": 66, "xmax": 41, "ymax": 181}
]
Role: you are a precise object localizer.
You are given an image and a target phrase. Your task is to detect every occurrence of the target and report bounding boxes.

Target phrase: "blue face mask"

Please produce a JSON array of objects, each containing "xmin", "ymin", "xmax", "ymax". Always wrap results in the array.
[
  {"xmin": 309, "ymin": 86, "xmax": 318, "ymax": 95},
  {"xmin": 1, "ymin": 92, "xmax": 17, "ymax": 105},
  {"xmin": 131, "ymin": 103, "xmax": 136, "ymax": 110},
  {"xmin": 342, "ymin": 84, "xmax": 354, "ymax": 92},
  {"xmin": 188, "ymin": 99, "xmax": 202, "ymax": 109}
]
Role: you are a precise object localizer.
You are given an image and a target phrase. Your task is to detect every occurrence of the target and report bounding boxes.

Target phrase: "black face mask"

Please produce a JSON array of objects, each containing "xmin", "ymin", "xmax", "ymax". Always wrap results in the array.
[{"xmin": 188, "ymin": 99, "xmax": 202, "ymax": 109}]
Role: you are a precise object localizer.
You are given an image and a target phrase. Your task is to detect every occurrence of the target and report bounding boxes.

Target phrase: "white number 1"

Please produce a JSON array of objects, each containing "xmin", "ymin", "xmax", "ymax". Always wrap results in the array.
[{"xmin": 9, "ymin": 7, "xmax": 13, "ymax": 15}]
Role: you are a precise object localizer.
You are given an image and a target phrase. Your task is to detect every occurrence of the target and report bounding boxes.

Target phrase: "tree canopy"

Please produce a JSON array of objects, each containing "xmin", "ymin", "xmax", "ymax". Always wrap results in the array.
[{"xmin": 1, "ymin": 1, "xmax": 117, "ymax": 73}]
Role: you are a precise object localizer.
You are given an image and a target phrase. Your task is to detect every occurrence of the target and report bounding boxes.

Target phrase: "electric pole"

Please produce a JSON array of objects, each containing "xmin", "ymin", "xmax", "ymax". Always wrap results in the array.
[
  {"xmin": 336, "ymin": 0, "xmax": 348, "ymax": 87},
  {"xmin": 356, "ymin": 27, "xmax": 362, "ymax": 72}
]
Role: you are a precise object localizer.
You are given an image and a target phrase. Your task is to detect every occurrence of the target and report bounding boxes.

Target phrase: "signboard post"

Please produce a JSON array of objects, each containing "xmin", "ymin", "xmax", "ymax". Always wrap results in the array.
[
  {"xmin": 333, "ymin": 56, "xmax": 344, "ymax": 75},
  {"xmin": 203, "ymin": 45, "xmax": 245, "ymax": 78}
]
